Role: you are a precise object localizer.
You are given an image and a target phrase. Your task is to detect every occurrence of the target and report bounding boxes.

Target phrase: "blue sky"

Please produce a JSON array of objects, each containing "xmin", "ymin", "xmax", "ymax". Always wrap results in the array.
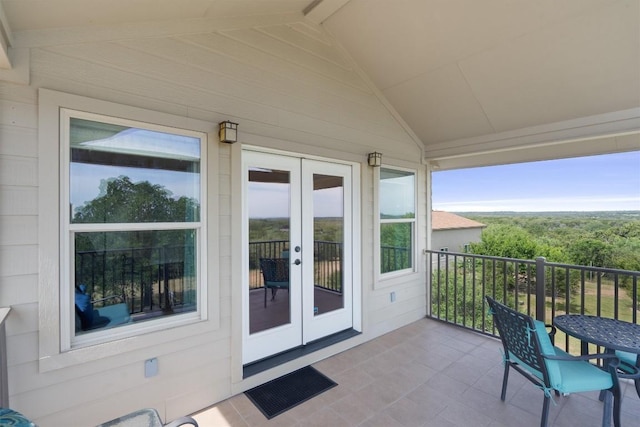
[{"xmin": 432, "ymin": 151, "xmax": 640, "ymax": 212}]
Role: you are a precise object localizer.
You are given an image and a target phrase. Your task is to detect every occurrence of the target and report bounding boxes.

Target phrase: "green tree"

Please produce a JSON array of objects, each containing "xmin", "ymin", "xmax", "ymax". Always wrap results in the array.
[
  {"xmin": 567, "ymin": 238, "xmax": 611, "ymax": 268},
  {"xmin": 73, "ymin": 177, "xmax": 199, "ymax": 303},
  {"xmin": 469, "ymin": 224, "xmax": 538, "ymax": 259},
  {"xmin": 74, "ymin": 176, "xmax": 198, "ymax": 224}
]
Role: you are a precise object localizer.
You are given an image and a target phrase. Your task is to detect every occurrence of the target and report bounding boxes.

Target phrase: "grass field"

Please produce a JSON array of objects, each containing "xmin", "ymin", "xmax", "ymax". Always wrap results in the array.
[{"xmin": 530, "ymin": 281, "xmax": 638, "ymax": 355}]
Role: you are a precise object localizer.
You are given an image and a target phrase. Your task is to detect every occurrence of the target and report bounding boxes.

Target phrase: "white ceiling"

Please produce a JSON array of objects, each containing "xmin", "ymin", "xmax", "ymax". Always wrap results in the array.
[
  {"xmin": 1, "ymin": 0, "xmax": 638, "ymax": 165},
  {"xmin": 324, "ymin": 0, "xmax": 640, "ymax": 160}
]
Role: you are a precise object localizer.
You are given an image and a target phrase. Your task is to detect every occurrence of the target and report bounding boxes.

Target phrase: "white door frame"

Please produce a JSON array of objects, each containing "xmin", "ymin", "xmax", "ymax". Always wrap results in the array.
[
  {"xmin": 242, "ymin": 151, "xmax": 302, "ymax": 363},
  {"xmin": 241, "ymin": 148, "xmax": 361, "ymax": 365}
]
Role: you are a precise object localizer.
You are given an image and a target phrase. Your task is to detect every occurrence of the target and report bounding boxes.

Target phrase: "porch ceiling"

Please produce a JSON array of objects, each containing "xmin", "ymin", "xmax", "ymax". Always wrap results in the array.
[{"xmin": 1, "ymin": 0, "xmax": 638, "ymax": 168}]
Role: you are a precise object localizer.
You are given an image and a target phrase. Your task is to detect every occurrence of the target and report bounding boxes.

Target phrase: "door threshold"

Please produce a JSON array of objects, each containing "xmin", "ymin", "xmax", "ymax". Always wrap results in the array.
[{"xmin": 243, "ymin": 328, "xmax": 360, "ymax": 378}]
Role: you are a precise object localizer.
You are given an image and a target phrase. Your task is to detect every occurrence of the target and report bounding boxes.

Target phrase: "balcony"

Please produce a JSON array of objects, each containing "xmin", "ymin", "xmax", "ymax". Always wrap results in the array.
[
  {"xmin": 190, "ymin": 318, "xmax": 640, "ymax": 426},
  {"xmin": 189, "ymin": 249, "xmax": 640, "ymax": 426},
  {"xmin": 73, "ymin": 244, "xmax": 640, "ymax": 425}
]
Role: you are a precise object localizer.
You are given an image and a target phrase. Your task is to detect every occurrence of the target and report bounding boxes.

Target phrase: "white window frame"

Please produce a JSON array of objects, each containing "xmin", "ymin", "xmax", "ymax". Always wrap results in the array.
[
  {"xmin": 38, "ymin": 89, "xmax": 218, "ymax": 371},
  {"xmin": 62, "ymin": 109, "xmax": 207, "ymax": 350},
  {"xmin": 377, "ymin": 166, "xmax": 417, "ymax": 279}
]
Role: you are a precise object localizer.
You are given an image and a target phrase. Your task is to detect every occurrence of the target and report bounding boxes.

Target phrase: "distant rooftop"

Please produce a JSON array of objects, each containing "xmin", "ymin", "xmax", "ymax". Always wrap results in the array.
[{"xmin": 432, "ymin": 211, "xmax": 485, "ymax": 231}]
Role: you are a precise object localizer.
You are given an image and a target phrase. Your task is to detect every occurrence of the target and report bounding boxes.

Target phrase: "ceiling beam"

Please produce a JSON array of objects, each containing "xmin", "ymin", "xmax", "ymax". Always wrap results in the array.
[
  {"xmin": 425, "ymin": 108, "xmax": 640, "ymax": 163},
  {"xmin": 428, "ymin": 132, "xmax": 640, "ymax": 171},
  {"xmin": 304, "ymin": 0, "xmax": 350, "ymax": 24}
]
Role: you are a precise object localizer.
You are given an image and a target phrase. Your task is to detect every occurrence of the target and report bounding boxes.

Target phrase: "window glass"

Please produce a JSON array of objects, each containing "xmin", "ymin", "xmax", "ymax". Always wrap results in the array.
[
  {"xmin": 380, "ymin": 168, "xmax": 415, "ymax": 274},
  {"xmin": 380, "ymin": 223, "xmax": 413, "ymax": 273},
  {"xmin": 70, "ymin": 118, "xmax": 200, "ymax": 223},
  {"xmin": 380, "ymin": 169, "xmax": 415, "ymax": 219},
  {"xmin": 74, "ymin": 230, "xmax": 197, "ymax": 333},
  {"xmin": 66, "ymin": 113, "xmax": 203, "ymax": 341}
]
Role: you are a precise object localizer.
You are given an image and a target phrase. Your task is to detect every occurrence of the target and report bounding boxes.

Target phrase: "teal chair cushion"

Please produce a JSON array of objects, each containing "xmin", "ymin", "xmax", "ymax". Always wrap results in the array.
[
  {"xmin": 0, "ymin": 408, "xmax": 36, "ymax": 426},
  {"xmin": 511, "ymin": 320, "xmax": 613, "ymax": 393},
  {"xmin": 616, "ymin": 350, "xmax": 637, "ymax": 366},
  {"xmin": 507, "ymin": 321, "xmax": 558, "ymax": 384},
  {"xmin": 533, "ymin": 320, "xmax": 562, "ymax": 386},
  {"xmin": 95, "ymin": 303, "xmax": 131, "ymax": 327},
  {"xmin": 533, "ymin": 320, "xmax": 556, "ymax": 354},
  {"xmin": 552, "ymin": 349, "xmax": 613, "ymax": 393}
]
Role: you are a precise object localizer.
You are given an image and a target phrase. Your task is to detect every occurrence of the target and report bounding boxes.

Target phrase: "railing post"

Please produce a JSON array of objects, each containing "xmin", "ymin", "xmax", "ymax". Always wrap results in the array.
[{"xmin": 536, "ymin": 257, "xmax": 546, "ymax": 322}]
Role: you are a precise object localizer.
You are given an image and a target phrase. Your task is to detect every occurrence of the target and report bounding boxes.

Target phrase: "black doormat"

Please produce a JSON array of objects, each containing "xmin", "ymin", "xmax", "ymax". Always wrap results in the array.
[{"xmin": 245, "ymin": 366, "xmax": 337, "ymax": 419}]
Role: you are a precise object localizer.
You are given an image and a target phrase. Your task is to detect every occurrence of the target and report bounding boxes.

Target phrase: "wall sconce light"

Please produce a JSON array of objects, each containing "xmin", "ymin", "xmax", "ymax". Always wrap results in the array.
[
  {"xmin": 219, "ymin": 120, "xmax": 238, "ymax": 143},
  {"xmin": 367, "ymin": 152, "xmax": 382, "ymax": 167}
]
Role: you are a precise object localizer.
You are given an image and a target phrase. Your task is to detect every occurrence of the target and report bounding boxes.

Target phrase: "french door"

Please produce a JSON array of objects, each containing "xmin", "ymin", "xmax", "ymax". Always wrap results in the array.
[{"xmin": 242, "ymin": 150, "xmax": 354, "ymax": 364}]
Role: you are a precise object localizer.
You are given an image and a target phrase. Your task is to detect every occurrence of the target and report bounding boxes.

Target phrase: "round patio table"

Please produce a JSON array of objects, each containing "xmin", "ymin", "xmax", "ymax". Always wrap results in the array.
[
  {"xmin": 553, "ymin": 314, "xmax": 640, "ymax": 354},
  {"xmin": 553, "ymin": 314, "xmax": 640, "ymax": 427}
]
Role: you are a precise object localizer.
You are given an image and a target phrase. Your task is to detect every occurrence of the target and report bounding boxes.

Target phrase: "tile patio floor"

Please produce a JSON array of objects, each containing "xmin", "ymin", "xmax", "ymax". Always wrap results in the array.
[{"xmin": 191, "ymin": 318, "xmax": 640, "ymax": 427}]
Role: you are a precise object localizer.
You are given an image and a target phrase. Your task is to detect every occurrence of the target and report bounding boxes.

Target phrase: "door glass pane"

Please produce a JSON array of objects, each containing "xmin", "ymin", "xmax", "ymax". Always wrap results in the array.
[
  {"xmin": 248, "ymin": 167, "xmax": 291, "ymax": 334},
  {"xmin": 313, "ymin": 174, "xmax": 344, "ymax": 315}
]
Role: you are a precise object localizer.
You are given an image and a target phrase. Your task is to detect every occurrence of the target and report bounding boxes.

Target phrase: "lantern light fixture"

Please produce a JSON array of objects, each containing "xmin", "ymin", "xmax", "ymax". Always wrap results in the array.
[
  {"xmin": 219, "ymin": 120, "xmax": 238, "ymax": 143},
  {"xmin": 367, "ymin": 151, "xmax": 382, "ymax": 167}
]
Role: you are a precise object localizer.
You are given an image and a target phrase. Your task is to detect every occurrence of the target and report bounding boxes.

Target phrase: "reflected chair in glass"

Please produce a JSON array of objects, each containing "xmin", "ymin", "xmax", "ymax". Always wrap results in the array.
[
  {"xmin": 485, "ymin": 296, "xmax": 626, "ymax": 427},
  {"xmin": 259, "ymin": 258, "xmax": 290, "ymax": 308}
]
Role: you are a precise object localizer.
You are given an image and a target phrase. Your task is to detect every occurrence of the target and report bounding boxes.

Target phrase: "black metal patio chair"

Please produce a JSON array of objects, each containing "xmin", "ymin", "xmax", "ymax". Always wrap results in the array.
[
  {"xmin": 616, "ymin": 350, "xmax": 640, "ymax": 398},
  {"xmin": 485, "ymin": 296, "xmax": 627, "ymax": 427},
  {"xmin": 97, "ymin": 408, "xmax": 198, "ymax": 427},
  {"xmin": 259, "ymin": 258, "xmax": 290, "ymax": 308}
]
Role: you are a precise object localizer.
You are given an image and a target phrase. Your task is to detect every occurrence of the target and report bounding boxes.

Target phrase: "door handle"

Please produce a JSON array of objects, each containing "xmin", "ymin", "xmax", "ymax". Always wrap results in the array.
[{"xmin": 293, "ymin": 259, "xmax": 301, "ymax": 265}]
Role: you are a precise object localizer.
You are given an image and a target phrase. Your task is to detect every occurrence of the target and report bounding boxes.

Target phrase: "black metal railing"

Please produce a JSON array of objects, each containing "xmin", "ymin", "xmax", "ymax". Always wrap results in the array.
[
  {"xmin": 313, "ymin": 240, "xmax": 342, "ymax": 292},
  {"xmin": 248, "ymin": 240, "xmax": 289, "ymax": 288},
  {"xmin": 77, "ymin": 240, "xmax": 345, "ymax": 319},
  {"xmin": 427, "ymin": 250, "xmax": 640, "ymax": 350},
  {"xmin": 381, "ymin": 245, "xmax": 411, "ymax": 273},
  {"xmin": 248, "ymin": 240, "xmax": 343, "ymax": 292},
  {"xmin": 76, "ymin": 245, "xmax": 196, "ymax": 316}
]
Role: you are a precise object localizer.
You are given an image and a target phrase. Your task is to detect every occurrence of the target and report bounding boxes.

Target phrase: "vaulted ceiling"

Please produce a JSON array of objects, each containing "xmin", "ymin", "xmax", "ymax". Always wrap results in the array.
[{"xmin": 1, "ymin": 0, "xmax": 638, "ymax": 168}]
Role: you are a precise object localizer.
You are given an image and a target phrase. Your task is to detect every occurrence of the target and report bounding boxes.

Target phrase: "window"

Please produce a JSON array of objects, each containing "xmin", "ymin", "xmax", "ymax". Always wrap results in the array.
[
  {"xmin": 379, "ymin": 168, "xmax": 415, "ymax": 274},
  {"xmin": 62, "ymin": 110, "xmax": 206, "ymax": 347}
]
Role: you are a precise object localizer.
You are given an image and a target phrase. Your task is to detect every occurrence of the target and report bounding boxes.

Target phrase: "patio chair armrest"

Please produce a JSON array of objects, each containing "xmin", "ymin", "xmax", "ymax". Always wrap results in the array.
[
  {"xmin": 544, "ymin": 352, "xmax": 618, "ymax": 363},
  {"xmin": 617, "ymin": 360, "xmax": 640, "ymax": 380},
  {"xmin": 164, "ymin": 416, "xmax": 199, "ymax": 427},
  {"xmin": 542, "ymin": 323, "xmax": 557, "ymax": 344}
]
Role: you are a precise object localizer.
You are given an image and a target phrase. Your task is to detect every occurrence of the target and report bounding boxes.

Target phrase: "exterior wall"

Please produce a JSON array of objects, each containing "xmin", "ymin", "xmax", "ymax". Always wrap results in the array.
[
  {"xmin": 0, "ymin": 17, "xmax": 427, "ymax": 426},
  {"xmin": 432, "ymin": 228, "xmax": 483, "ymax": 253}
]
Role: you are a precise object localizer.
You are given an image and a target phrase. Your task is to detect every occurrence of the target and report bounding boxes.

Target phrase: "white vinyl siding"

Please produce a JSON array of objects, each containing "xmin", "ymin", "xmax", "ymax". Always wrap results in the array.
[{"xmin": 2, "ymin": 17, "xmax": 425, "ymax": 426}]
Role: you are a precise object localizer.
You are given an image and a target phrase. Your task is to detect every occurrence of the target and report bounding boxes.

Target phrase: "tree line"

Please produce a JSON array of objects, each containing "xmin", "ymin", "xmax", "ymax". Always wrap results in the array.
[
  {"xmin": 431, "ymin": 211, "xmax": 640, "ymax": 330},
  {"xmin": 463, "ymin": 212, "xmax": 640, "ymax": 272}
]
